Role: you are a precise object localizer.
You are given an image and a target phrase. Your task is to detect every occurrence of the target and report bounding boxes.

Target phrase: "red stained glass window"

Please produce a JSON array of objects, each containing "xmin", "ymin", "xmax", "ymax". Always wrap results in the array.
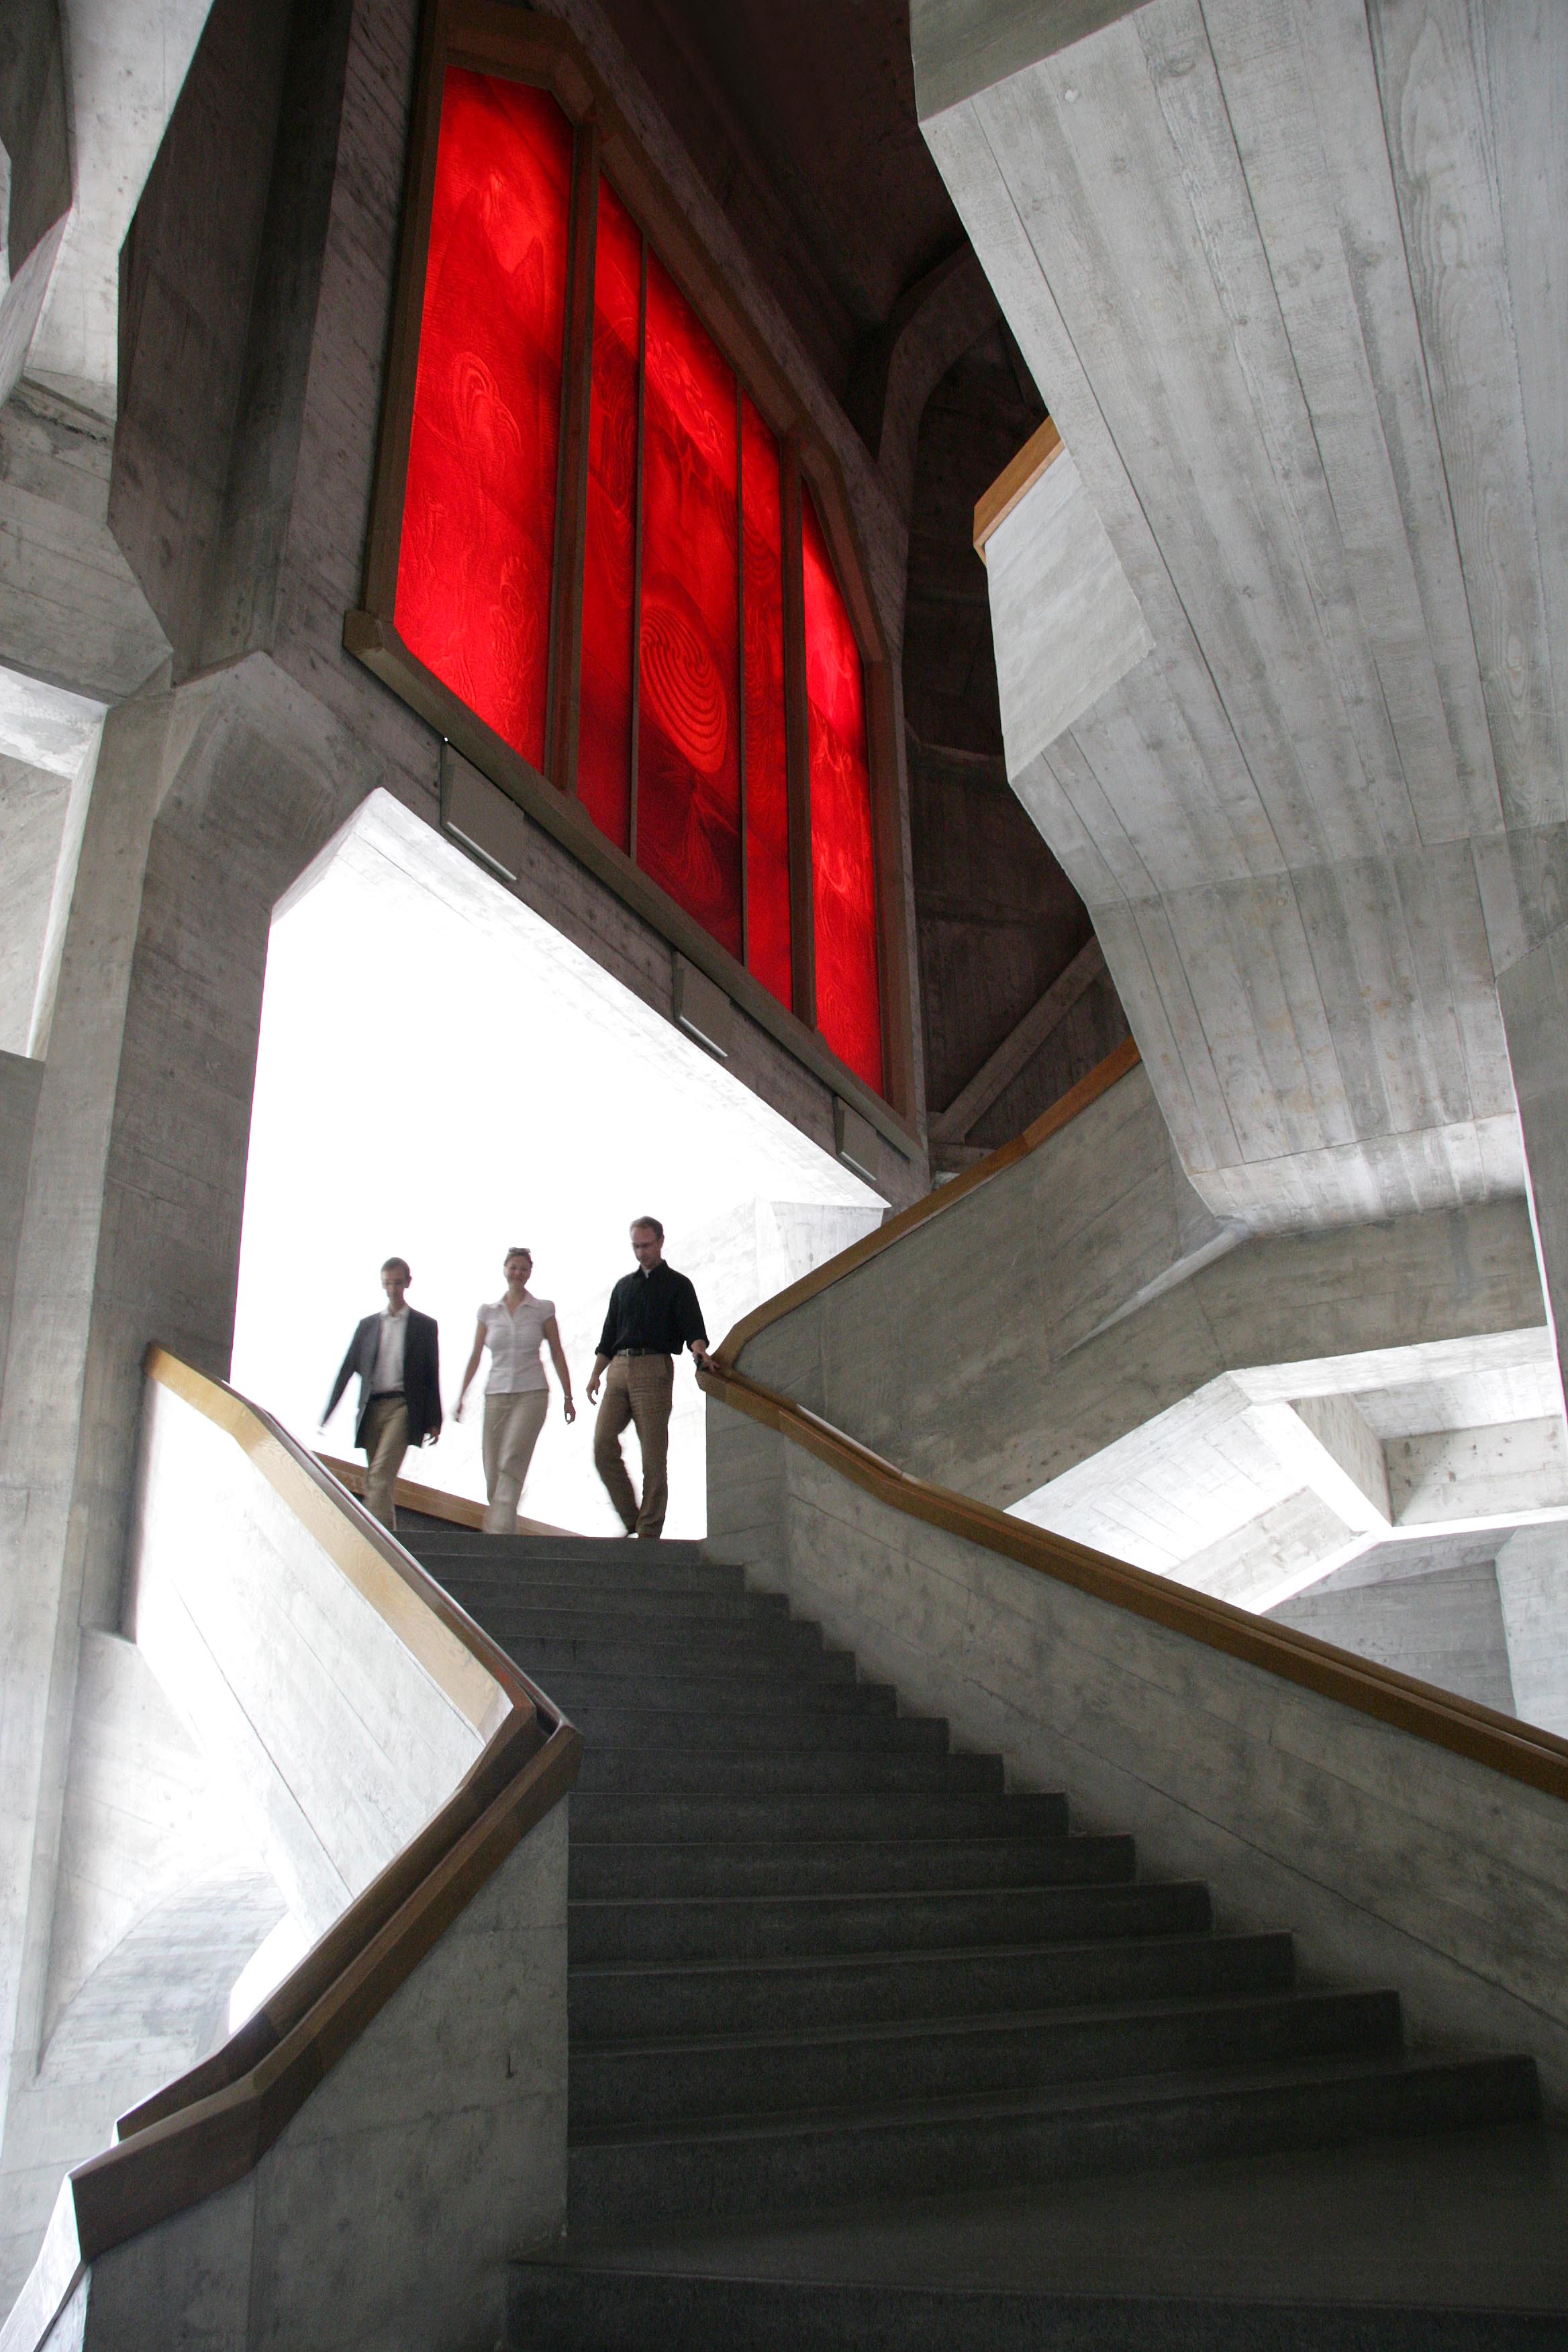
[
  {"xmin": 395, "ymin": 70, "xmax": 571, "ymax": 773},
  {"xmin": 741, "ymin": 397, "xmax": 792, "ymax": 1008},
  {"xmin": 636, "ymin": 253, "xmax": 742, "ymax": 961},
  {"xmin": 579, "ymin": 177, "xmax": 641, "ymax": 852},
  {"xmin": 391, "ymin": 68, "xmax": 888, "ymax": 1100},
  {"xmin": 803, "ymin": 487, "xmax": 883, "ymax": 1094}
]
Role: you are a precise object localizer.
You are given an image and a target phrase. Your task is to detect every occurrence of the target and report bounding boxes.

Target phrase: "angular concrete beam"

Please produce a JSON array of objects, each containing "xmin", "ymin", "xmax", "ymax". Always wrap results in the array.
[
  {"xmin": 915, "ymin": 0, "xmax": 1568, "ymax": 1233},
  {"xmin": 1250, "ymin": 1392, "xmax": 1391, "ymax": 1539}
]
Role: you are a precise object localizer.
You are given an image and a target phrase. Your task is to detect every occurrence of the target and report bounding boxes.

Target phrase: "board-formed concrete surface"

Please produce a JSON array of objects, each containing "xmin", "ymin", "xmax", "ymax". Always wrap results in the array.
[
  {"xmin": 917, "ymin": 0, "xmax": 1568, "ymax": 1252},
  {"xmin": 707, "ymin": 1393, "xmax": 1568, "ymax": 2102},
  {"xmin": 4, "ymin": 1804, "xmax": 568, "ymax": 2352}
]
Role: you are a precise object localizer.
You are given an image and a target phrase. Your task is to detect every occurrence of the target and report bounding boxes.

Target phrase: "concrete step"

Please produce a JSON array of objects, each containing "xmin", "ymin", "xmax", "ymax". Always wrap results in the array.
[
  {"xmin": 569, "ymin": 1877, "xmax": 1209, "ymax": 1968},
  {"xmin": 573, "ymin": 1747, "xmax": 1005, "ymax": 1798},
  {"xmin": 569, "ymin": 1989, "xmax": 1404, "ymax": 2133},
  {"xmin": 437, "ymin": 1581, "xmax": 795, "ymax": 1624},
  {"xmin": 566, "ymin": 1790, "xmax": 1072, "ymax": 1847},
  {"xmin": 439, "ymin": 1571, "xmax": 761, "ymax": 1608},
  {"xmin": 567, "ymin": 1923, "xmax": 1275, "ymax": 2045},
  {"xmin": 561, "ymin": 1705, "xmax": 951, "ymax": 1757},
  {"xmin": 566, "ymin": 2051, "xmax": 1540, "ymax": 2236},
  {"xmin": 471, "ymin": 1608, "xmax": 826, "ymax": 1655},
  {"xmin": 507, "ymin": 2253, "xmax": 1565, "ymax": 2352},
  {"xmin": 540, "ymin": 1669, "xmax": 899, "ymax": 1718},
  {"xmin": 406, "ymin": 1533, "xmax": 710, "ymax": 1567},
  {"xmin": 567, "ymin": 1832, "xmax": 1132, "ymax": 1902},
  {"xmin": 500, "ymin": 1634, "xmax": 856, "ymax": 1683}
]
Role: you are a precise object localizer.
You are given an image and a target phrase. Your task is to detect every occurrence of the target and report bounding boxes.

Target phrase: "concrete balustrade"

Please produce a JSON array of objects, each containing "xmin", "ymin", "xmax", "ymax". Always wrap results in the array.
[
  {"xmin": 1, "ymin": 1354, "xmax": 575, "ymax": 2350},
  {"xmin": 128, "ymin": 1369, "xmax": 499, "ymax": 1935},
  {"xmin": 1, "ymin": 1806, "xmax": 568, "ymax": 2352},
  {"xmin": 707, "ymin": 1397, "xmax": 1568, "ymax": 2101}
]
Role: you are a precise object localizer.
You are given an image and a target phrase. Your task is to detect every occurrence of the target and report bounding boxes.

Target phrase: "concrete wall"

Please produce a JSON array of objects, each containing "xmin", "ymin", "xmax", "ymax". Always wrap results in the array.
[
  {"xmin": 916, "ymin": 0, "xmax": 1568, "ymax": 1236},
  {"xmin": 0, "ymin": 1049, "xmax": 41, "ymax": 1400},
  {"xmin": 736, "ymin": 1059, "xmax": 1548, "ymax": 1512},
  {"xmin": 1269, "ymin": 1555, "xmax": 1517, "ymax": 1720},
  {"xmin": 1497, "ymin": 1524, "xmax": 1568, "ymax": 1741},
  {"xmin": 0, "ymin": 1628, "xmax": 280, "ymax": 2312},
  {"xmin": 0, "ymin": 769, "xmax": 68, "ymax": 1052},
  {"xmin": 707, "ymin": 1398, "xmax": 1568, "ymax": 2102},
  {"xmin": 129, "ymin": 1377, "xmax": 489, "ymax": 1938},
  {"xmin": 1, "ymin": 1802, "xmax": 568, "ymax": 2352}
]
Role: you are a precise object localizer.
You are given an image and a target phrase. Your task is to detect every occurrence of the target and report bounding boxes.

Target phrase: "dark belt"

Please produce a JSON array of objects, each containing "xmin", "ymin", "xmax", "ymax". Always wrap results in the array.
[
  {"xmin": 369, "ymin": 1388, "xmax": 405, "ymax": 1400},
  {"xmin": 616, "ymin": 1347, "xmax": 671, "ymax": 1359}
]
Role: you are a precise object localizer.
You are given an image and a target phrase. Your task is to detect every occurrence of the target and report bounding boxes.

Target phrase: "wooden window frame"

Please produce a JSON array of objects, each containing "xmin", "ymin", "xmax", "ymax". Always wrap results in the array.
[{"xmin": 346, "ymin": 0, "xmax": 917, "ymax": 1150}]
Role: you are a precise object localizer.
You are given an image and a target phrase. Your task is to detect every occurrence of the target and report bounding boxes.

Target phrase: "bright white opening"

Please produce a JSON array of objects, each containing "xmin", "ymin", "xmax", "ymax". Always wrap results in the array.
[
  {"xmin": 232, "ymin": 791, "xmax": 883, "ymax": 1536},
  {"xmin": 228, "ymin": 1913, "xmax": 311, "ymax": 2037}
]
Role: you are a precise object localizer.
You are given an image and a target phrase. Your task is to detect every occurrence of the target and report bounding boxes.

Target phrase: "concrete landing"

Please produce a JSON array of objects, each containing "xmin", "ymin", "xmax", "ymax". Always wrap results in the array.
[{"xmin": 550, "ymin": 2121, "xmax": 1568, "ymax": 2318}]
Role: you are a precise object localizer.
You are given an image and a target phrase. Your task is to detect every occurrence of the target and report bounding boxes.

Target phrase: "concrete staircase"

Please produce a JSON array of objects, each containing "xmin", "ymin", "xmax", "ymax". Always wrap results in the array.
[{"xmin": 401, "ymin": 1528, "xmax": 1547, "ymax": 2345}]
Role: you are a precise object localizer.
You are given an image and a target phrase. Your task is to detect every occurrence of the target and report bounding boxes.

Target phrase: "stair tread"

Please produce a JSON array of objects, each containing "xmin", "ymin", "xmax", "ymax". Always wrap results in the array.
[
  {"xmin": 570, "ymin": 1927, "xmax": 1274, "ymax": 1986},
  {"xmin": 569, "ymin": 1874, "xmax": 1173, "ymax": 1916},
  {"xmin": 571, "ymin": 1984, "xmax": 1389, "ymax": 2063},
  {"xmin": 569, "ymin": 2047, "xmax": 1532, "ymax": 2150}
]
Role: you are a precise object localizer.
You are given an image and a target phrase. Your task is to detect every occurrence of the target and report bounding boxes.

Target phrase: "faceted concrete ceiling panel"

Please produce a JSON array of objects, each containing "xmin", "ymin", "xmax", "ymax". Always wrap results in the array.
[{"xmin": 918, "ymin": 0, "xmax": 1568, "ymax": 1234}]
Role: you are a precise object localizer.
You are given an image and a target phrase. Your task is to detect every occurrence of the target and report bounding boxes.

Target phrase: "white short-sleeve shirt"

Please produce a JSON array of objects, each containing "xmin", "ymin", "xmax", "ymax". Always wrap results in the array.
[{"xmin": 480, "ymin": 1295, "xmax": 554, "ymax": 1394}]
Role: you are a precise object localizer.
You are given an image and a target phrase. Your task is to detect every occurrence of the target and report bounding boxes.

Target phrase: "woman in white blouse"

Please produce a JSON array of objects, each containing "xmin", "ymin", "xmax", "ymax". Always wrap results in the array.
[{"xmin": 454, "ymin": 1248, "xmax": 575, "ymax": 1534}]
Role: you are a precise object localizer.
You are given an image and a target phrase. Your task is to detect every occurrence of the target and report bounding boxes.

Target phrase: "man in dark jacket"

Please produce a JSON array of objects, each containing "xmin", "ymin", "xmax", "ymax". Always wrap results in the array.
[
  {"xmin": 587, "ymin": 1218, "xmax": 708, "ymax": 1538},
  {"xmin": 323, "ymin": 1257, "xmax": 442, "ymax": 1529}
]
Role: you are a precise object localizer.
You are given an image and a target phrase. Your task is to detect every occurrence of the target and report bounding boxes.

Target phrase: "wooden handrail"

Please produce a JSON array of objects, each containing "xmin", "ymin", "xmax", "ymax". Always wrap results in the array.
[
  {"xmin": 973, "ymin": 415, "xmax": 1063, "ymax": 560},
  {"xmin": 713, "ymin": 1035, "xmax": 1140, "ymax": 1371},
  {"xmin": 51, "ymin": 1351, "xmax": 582, "ymax": 2269},
  {"xmin": 697, "ymin": 1359, "xmax": 1568, "ymax": 1807}
]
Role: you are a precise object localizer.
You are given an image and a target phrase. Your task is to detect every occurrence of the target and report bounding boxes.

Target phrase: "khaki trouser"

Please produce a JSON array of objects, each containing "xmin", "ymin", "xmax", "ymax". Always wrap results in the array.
[
  {"xmin": 361, "ymin": 1394, "xmax": 409, "ymax": 1529},
  {"xmin": 482, "ymin": 1389, "xmax": 549, "ymax": 1533},
  {"xmin": 593, "ymin": 1353, "xmax": 673, "ymax": 1537}
]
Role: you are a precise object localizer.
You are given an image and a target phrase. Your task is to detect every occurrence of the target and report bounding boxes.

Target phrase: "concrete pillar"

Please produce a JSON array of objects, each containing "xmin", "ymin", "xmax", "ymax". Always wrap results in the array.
[
  {"xmin": 1499, "ymin": 925, "xmax": 1568, "ymax": 1421},
  {"xmin": 0, "ymin": 1049, "xmax": 44, "ymax": 1387},
  {"xmin": 1496, "ymin": 1524, "xmax": 1568, "ymax": 1739},
  {"xmin": 0, "ymin": 683, "xmax": 179, "ymax": 2137},
  {"xmin": 0, "ymin": 650, "xmax": 373, "ymax": 2148}
]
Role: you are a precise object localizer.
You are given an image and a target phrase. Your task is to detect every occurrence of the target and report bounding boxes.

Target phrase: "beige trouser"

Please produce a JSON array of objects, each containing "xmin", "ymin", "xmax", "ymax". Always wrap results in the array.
[
  {"xmin": 482, "ymin": 1389, "xmax": 549, "ymax": 1532},
  {"xmin": 361, "ymin": 1395, "xmax": 409, "ymax": 1529},
  {"xmin": 593, "ymin": 1353, "xmax": 673, "ymax": 1536}
]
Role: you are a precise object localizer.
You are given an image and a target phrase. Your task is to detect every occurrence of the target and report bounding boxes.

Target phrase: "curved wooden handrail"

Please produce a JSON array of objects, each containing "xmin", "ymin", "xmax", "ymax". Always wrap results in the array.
[
  {"xmin": 714, "ymin": 1034, "xmax": 1140, "ymax": 1371},
  {"xmin": 54, "ymin": 1350, "xmax": 581, "ymax": 2268},
  {"xmin": 698, "ymin": 1361, "xmax": 1568, "ymax": 1810}
]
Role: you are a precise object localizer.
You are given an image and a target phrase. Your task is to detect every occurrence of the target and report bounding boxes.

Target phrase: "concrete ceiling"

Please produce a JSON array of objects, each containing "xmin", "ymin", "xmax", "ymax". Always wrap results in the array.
[
  {"xmin": 1012, "ymin": 1323, "xmax": 1568, "ymax": 1616},
  {"xmin": 917, "ymin": 0, "xmax": 1568, "ymax": 1234},
  {"xmin": 594, "ymin": 0, "xmax": 969, "ymax": 397}
]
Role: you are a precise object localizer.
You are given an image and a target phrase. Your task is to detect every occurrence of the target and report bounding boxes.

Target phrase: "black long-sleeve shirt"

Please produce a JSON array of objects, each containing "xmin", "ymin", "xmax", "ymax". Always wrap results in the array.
[{"xmin": 596, "ymin": 1261, "xmax": 708, "ymax": 1359}]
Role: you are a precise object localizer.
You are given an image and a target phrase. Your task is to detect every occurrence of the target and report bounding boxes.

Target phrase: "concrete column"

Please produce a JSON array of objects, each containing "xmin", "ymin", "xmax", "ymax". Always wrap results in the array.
[
  {"xmin": 1496, "ymin": 1524, "xmax": 1568, "ymax": 1739},
  {"xmin": 0, "ymin": 650, "xmax": 374, "ymax": 2147},
  {"xmin": 0, "ymin": 1049, "xmax": 44, "ymax": 1389},
  {"xmin": 0, "ymin": 684, "xmax": 181, "ymax": 2137},
  {"xmin": 1499, "ymin": 925, "xmax": 1568, "ymax": 1420}
]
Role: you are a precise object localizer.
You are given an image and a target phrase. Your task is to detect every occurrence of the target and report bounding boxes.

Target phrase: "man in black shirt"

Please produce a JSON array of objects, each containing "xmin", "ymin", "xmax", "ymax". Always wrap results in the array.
[{"xmin": 587, "ymin": 1217, "xmax": 709, "ymax": 1538}]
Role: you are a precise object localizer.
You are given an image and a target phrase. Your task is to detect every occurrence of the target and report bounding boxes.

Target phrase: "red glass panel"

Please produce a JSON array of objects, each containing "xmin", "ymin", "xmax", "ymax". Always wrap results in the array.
[
  {"xmin": 394, "ymin": 70, "xmax": 571, "ymax": 773},
  {"xmin": 741, "ymin": 397, "xmax": 791, "ymax": 1007},
  {"xmin": 636, "ymin": 253, "xmax": 742, "ymax": 959},
  {"xmin": 802, "ymin": 487, "xmax": 883, "ymax": 1093},
  {"xmin": 579, "ymin": 177, "xmax": 640, "ymax": 851}
]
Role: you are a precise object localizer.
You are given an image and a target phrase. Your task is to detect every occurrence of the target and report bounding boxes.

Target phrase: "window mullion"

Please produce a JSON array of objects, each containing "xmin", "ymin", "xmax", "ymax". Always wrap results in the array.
[
  {"xmin": 628, "ymin": 232, "xmax": 647, "ymax": 866},
  {"xmin": 547, "ymin": 115, "xmax": 601, "ymax": 796},
  {"xmin": 781, "ymin": 436, "xmax": 815, "ymax": 1030}
]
